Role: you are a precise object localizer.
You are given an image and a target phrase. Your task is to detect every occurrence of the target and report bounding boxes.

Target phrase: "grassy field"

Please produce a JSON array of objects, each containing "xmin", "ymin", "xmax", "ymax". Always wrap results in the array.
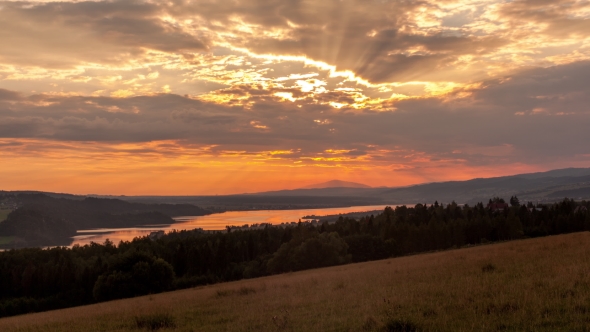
[{"xmin": 1, "ymin": 233, "xmax": 590, "ymax": 331}]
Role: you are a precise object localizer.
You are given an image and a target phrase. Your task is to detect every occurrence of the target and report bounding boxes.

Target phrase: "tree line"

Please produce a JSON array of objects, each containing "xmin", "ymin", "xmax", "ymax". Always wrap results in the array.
[{"xmin": 0, "ymin": 198, "xmax": 589, "ymax": 317}]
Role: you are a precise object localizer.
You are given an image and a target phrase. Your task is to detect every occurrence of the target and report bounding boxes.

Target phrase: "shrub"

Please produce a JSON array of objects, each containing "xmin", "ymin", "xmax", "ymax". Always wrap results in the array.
[{"xmin": 481, "ymin": 263, "xmax": 496, "ymax": 273}]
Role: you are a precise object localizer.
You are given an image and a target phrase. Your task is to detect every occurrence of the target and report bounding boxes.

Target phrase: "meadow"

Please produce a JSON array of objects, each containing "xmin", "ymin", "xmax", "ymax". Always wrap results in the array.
[{"xmin": 0, "ymin": 232, "xmax": 589, "ymax": 331}]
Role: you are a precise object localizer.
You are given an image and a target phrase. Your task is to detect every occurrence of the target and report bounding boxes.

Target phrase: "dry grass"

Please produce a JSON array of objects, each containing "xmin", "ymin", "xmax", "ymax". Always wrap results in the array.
[{"xmin": 2, "ymin": 233, "xmax": 590, "ymax": 331}]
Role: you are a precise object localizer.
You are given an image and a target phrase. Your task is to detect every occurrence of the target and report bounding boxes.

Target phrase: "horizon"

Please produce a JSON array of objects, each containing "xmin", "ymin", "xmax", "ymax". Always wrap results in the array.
[
  {"xmin": 4, "ymin": 166, "xmax": 589, "ymax": 196},
  {"xmin": 2, "ymin": 0, "xmax": 590, "ymax": 195}
]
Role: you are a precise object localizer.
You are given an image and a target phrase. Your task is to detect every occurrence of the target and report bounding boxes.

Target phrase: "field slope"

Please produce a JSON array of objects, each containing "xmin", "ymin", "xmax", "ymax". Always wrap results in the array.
[{"xmin": 1, "ymin": 233, "xmax": 589, "ymax": 331}]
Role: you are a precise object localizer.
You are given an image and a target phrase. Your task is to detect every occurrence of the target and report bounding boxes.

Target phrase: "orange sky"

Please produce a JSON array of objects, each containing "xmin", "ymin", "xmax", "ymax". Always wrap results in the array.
[{"xmin": 1, "ymin": 0, "xmax": 590, "ymax": 195}]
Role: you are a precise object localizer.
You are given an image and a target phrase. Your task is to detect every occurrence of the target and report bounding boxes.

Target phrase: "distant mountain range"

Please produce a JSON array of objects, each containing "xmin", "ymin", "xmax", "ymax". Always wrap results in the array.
[
  {"xmin": 120, "ymin": 167, "xmax": 590, "ymax": 209},
  {"xmin": 300, "ymin": 180, "xmax": 371, "ymax": 189},
  {"xmin": 249, "ymin": 167, "xmax": 590, "ymax": 204},
  {"xmin": 377, "ymin": 168, "xmax": 590, "ymax": 204},
  {"xmin": 3, "ymin": 167, "xmax": 590, "ymax": 212}
]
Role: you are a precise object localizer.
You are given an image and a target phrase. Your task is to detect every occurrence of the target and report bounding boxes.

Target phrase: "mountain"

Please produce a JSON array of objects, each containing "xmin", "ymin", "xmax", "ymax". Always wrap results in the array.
[
  {"xmin": 120, "ymin": 168, "xmax": 590, "ymax": 209},
  {"xmin": 247, "ymin": 167, "xmax": 590, "ymax": 205},
  {"xmin": 378, "ymin": 168, "xmax": 590, "ymax": 204},
  {"xmin": 301, "ymin": 180, "xmax": 372, "ymax": 189},
  {"xmin": 510, "ymin": 167, "xmax": 590, "ymax": 179},
  {"xmin": 6, "ymin": 167, "xmax": 589, "ymax": 221},
  {"xmin": 250, "ymin": 187, "xmax": 384, "ymax": 197}
]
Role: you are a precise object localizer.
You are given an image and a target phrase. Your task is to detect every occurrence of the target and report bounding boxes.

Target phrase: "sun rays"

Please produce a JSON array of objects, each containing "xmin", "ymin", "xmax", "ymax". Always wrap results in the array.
[{"xmin": 1, "ymin": 0, "xmax": 590, "ymax": 194}]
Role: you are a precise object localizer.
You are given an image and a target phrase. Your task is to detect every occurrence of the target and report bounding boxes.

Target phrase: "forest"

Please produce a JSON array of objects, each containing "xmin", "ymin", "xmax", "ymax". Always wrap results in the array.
[{"xmin": 0, "ymin": 197, "xmax": 588, "ymax": 318}]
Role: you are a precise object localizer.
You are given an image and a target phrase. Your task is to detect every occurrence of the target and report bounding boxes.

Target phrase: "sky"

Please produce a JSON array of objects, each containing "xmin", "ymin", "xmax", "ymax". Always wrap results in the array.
[{"xmin": 1, "ymin": 0, "xmax": 590, "ymax": 195}]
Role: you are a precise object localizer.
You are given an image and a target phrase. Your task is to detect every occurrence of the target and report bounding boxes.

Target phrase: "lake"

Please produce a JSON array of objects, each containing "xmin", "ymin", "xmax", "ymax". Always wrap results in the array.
[{"xmin": 70, "ymin": 205, "xmax": 389, "ymax": 246}]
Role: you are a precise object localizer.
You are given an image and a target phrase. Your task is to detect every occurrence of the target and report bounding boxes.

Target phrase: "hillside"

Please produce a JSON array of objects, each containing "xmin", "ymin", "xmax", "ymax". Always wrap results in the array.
[
  {"xmin": 1, "ymin": 232, "xmax": 589, "ymax": 331},
  {"xmin": 1, "ymin": 198, "xmax": 586, "ymax": 319},
  {"xmin": 0, "ymin": 194, "xmax": 211, "ymax": 248},
  {"xmin": 247, "ymin": 167, "xmax": 590, "ymax": 204},
  {"xmin": 380, "ymin": 171, "xmax": 590, "ymax": 204}
]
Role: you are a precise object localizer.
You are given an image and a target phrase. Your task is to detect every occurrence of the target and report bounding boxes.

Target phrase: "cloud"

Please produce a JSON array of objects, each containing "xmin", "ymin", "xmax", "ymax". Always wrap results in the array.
[
  {"xmin": 0, "ymin": 88, "xmax": 22, "ymax": 100},
  {"xmin": 4, "ymin": 0, "xmax": 587, "ymax": 84},
  {"xmin": 500, "ymin": 0, "xmax": 590, "ymax": 38},
  {"xmin": 1, "ymin": 59, "xmax": 589, "ymax": 167},
  {"xmin": 0, "ymin": 0, "xmax": 207, "ymax": 68},
  {"xmin": 1, "ymin": 0, "xmax": 590, "ymax": 193},
  {"xmin": 2, "ymin": 0, "xmax": 589, "ymax": 99}
]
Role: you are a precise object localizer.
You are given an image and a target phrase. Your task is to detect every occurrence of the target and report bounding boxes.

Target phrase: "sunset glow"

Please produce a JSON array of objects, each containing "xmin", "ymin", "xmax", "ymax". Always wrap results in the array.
[{"xmin": 2, "ymin": 0, "xmax": 590, "ymax": 194}]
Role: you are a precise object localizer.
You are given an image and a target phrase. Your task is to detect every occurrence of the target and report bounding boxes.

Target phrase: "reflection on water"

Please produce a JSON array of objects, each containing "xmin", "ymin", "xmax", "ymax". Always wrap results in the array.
[{"xmin": 70, "ymin": 205, "xmax": 389, "ymax": 246}]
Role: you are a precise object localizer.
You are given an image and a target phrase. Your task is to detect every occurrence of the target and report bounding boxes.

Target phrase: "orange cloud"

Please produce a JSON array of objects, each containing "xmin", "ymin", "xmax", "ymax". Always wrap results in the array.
[
  {"xmin": 1, "ymin": 1, "xmax": 590, "ymax": 195},
  {"xmin": 1, "ymin": 138, "xmax": 588, "ymax": 195}
]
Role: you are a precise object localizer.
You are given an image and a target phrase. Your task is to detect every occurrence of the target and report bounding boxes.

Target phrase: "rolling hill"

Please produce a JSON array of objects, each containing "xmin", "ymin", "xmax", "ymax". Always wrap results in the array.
[
  {"xmin": 1, "ymin": 233, "xmax": 588, "ymax": 331},
  {"xmin": 248, "ymin": 167, "xmax": 590, "ymax": 204}
]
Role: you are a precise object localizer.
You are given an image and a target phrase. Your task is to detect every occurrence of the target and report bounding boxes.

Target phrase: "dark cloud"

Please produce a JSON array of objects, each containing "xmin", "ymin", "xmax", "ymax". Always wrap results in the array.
[
  {"xmin": 1, "ymin": 60, "xmax": 589, "ymax": 166},
  {"xmin": 0, "ymin": 0, "xmax": 588, "ymax": 171},
  {"xmin": 500, "ymin": 0, "xmax": 590, "ymax": 37},
  {"xmin": 224, "ymin": 1, "xmax": 494, "ymax": 82},
  {"xmin": 0, "ymin": 0, "xmax": 509, "ymax": 81},
  {"xmin": 389, "ymin": 60, "xmax": 590, "ymax": 159},
  {"xmin": 0, "ymin": 0, "xmax": 207, "ymax": 68},
  {"xmin": 474, "ymin": 60, "xmax": 590, "ymax": 111},
  {"xmin": 0, "ymin": 89, "xmax": 22, "ymax": 101}
]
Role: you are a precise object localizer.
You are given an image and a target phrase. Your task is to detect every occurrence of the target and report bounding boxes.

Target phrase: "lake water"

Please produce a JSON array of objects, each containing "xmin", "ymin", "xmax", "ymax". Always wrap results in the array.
[{"xmin": 70, "ymin": 205, "xmax": 388, "ymax": 246}]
